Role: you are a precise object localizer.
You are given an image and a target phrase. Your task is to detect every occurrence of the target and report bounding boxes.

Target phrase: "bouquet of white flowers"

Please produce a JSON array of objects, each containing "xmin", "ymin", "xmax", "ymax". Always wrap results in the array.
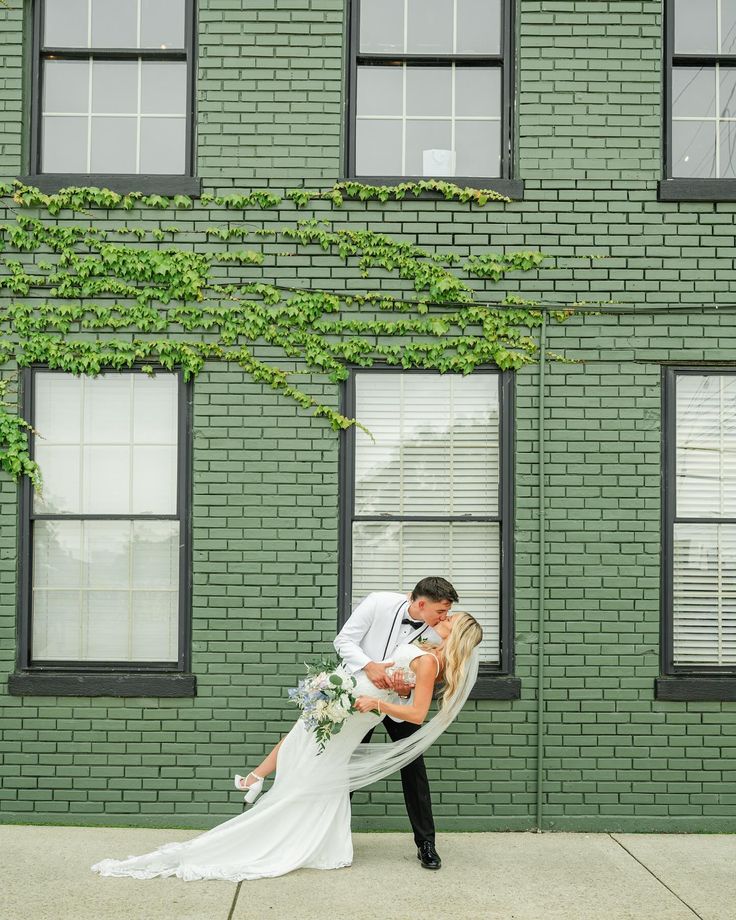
[{"xmin": 287, "ymin": 656, "xmax": 358, "ymax": 754}]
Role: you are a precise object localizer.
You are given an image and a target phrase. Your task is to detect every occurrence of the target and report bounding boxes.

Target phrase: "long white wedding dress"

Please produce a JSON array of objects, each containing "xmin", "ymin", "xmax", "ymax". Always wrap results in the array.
[{"xmin": 91, "ymin": 644, "xmax": 436, "ymax": 882}]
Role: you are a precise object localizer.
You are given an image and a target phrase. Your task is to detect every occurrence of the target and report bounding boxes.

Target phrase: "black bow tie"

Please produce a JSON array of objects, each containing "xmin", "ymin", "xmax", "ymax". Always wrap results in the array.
[{"xmin": 402, "ymin": 617, "xmax": 424, "ymax": 629}]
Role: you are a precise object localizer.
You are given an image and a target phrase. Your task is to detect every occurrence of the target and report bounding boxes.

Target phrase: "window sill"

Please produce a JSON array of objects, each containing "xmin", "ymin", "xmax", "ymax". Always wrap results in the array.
[
  {"xmin": 17, "ymin": 174, "xmax": 202, "ymax": 197},
  {"xmin": 469, "ymin": 674, "xmax": 521, "ymax": 700},
  {"xmin": 344, "ymin": 177, "xmax": 525, "ymax": 201},
  {"xmin": 7, "ymin": 671, "xmax": 197, "ymax": 698},
  {"xmin": 658, "ymin": 179, "xmax": 736, "ymax": 202},
  {"xmin": 655, "ymin": 676, "xmax": 736, "ymax": 701}
]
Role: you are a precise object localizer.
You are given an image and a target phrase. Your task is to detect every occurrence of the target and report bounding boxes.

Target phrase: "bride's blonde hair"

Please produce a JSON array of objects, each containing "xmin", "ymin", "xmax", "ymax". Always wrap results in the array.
[{"xmin": 440, "ymin": 612, "xmax": 483, "ymax": 707}]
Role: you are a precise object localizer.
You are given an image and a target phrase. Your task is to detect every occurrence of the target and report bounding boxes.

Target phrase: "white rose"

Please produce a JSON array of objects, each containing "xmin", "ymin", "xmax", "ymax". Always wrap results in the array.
[{"xmin": 326, "ymin": 701, "xmax": 349, "ymax": 722}]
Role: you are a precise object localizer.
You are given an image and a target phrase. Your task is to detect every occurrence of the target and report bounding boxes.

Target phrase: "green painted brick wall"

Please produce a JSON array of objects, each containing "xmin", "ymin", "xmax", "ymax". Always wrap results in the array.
[{"xmin": 0, "ymin": 0, "xmax": 735, "ymax": 832}]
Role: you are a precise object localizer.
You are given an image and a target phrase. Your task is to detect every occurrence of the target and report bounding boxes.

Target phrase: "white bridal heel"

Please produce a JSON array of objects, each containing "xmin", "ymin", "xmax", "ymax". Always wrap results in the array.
[{"xmin": 234, "ymin": 772, "xmax": 264, "ymax": 804}]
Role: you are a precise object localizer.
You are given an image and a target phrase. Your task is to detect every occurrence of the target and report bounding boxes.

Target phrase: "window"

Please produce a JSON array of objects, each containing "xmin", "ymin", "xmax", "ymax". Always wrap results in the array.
[
  {"xmin": 26, "ymin": 0, "xmax": 197, "ymax": 194},
  {"xmin": 662, "ymin": 369, "xmax": 736, "ymax": 685},
  {"xmin": 347, "ymin": 0, "xmax": 517, "ymax": 186},
  {"xmin": 340, "ymin": 369, "xmax": 517, "ymax": 697},
  {"xmin": 12, "ymin": 369, "xmax": 193, "ymax": 696},
  {"xmin": 661, "ymin": 0, "xmax": 736, "ymax": 200}
]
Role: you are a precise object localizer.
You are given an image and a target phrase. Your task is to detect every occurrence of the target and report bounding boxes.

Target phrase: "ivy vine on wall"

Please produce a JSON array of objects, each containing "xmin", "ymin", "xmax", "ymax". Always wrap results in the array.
[{"xmin": 0, "ymin": 179, "xmax": 568, "ymax": 488}]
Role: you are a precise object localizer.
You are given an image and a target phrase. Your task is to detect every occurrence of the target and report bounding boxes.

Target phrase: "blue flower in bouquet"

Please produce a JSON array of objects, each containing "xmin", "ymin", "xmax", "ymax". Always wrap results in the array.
[{"xmin": 287, "ymin": 657, "xmax": 358, "ymax": 753}]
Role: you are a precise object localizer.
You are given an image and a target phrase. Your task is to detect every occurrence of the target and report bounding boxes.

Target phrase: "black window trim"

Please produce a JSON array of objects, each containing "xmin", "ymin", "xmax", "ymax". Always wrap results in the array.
[
  {"xmin": 344, "ymin": 0, "xmax": 523, "ymax": 199},
  {"xmin": 338, "ymin": 365, "xmax": 519, "ymax": 701},
  {"xmin": 8, "ymin": 364, "xmax": 195, "ymax": 698},
  {"xmin": 657, "ymin": 365, "xmax": 736, "ymax": 701},
  {"xmin": 659, "ymin": 0, "xmax": 736, "ymax": 202},
  {"xmin": 22, "ymin": 0, "xmax": 200, "ymax": 197}
]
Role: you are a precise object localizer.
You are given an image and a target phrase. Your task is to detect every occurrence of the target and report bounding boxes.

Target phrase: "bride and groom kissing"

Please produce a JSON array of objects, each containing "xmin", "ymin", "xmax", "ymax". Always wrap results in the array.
[{"xmin": 92, "ymin": 577, "xmax": 482, "ymax": 882}]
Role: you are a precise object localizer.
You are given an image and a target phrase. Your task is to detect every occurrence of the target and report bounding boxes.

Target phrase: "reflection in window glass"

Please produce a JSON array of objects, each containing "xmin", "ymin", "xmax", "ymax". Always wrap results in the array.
[
  {"xmin": 671, "ymin": 66, "xmax": 736, "ymax": 178},
  {"xmin": 32, "ymin": 520, "xmax": 180, "ymax": 662},
  {"xmin": 672, "ymin": 120, "xmax": 717, "ymax": 178},
  {"xmin": 723, "ymin": 0, "xmax": 736, "ymax": 53},
  {"xmin": 673, "ymin": 0, "xmax": 717, "ymax": 54},
  {"xmin": 672, "ymin": 68, "xmax": 715, "ymax": 119},
  {"xmin": 670, "ymin": 3, "xmax": 736, "ymax": 177}
]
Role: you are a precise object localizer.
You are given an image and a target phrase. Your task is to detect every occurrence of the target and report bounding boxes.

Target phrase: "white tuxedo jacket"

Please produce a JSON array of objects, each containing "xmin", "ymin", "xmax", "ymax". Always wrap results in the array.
[{"xmin": 334, "ymin": 591, "xmax": 443, "ymax": 722}]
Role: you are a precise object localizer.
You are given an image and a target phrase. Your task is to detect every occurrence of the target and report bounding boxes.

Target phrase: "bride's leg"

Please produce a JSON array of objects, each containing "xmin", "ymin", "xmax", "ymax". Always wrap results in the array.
[
  {"xmin": 253, "ymin": 737, "xmax": 284, "ymax": 778},
  {"xmin": 236, "ymin": 737, "xmax": 285, "ymax": 789}
]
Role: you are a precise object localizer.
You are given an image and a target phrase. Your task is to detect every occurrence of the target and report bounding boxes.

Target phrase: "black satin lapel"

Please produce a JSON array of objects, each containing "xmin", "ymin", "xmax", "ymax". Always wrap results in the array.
[{"xmin": 382, "ymin": 600, "xmax": 408, "ymax": 660}]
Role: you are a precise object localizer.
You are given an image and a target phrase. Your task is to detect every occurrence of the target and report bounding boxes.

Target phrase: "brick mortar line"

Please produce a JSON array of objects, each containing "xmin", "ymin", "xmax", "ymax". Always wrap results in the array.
[{"xmin": 608, "ymin": 833, "xmax": 704, "ymax": 920}]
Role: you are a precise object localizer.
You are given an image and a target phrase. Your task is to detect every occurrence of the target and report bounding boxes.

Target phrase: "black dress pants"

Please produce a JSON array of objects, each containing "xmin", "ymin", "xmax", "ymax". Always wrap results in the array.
[{"xmin": 357, "ymin": 718, "xmax": 435, "ymax": 847}]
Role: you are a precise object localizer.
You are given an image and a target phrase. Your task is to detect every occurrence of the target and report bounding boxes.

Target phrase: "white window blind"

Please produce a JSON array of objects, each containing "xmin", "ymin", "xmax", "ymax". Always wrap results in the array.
[
  {"xmin": 30, "ymin": 372, "xmax": 180, "ymax": 663},
  {"xmin": 352, "ymin": 372, "xmax": 501, "ymax": 663},
  {"xmin": 673, "ymin": 374, "xmax": 736, "ymax": 666}
]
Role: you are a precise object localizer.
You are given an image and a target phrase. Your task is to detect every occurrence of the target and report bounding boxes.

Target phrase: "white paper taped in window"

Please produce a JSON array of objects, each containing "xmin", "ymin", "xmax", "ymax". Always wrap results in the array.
[{"xmin": 422, "ymin": 149, "xmax": 456, "ymax": 177}]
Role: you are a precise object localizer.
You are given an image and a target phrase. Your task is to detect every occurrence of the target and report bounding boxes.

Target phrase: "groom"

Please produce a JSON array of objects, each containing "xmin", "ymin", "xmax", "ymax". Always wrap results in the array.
[{"xmin": 334, "ymin": 576, "xmax": 459, "ymax": 871}]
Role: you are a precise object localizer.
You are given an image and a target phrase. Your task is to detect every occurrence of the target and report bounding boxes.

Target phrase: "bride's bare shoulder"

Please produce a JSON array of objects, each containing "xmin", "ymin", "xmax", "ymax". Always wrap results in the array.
[{"xmin": 410, "ymin": 651, "xmax": 437, "ymax": 677}]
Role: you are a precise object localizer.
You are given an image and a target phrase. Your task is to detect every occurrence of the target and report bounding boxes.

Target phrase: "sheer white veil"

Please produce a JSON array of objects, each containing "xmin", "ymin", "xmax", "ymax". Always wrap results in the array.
[{"xmin": 344, "ymin": 647, "xmax": 480, "ymax": 792}]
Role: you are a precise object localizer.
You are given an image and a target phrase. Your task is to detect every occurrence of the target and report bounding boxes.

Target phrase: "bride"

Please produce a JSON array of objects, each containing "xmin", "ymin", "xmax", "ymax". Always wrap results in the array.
[{"xmin": 91, "ymin": 612, "xmax": 482, "ymax": 882}]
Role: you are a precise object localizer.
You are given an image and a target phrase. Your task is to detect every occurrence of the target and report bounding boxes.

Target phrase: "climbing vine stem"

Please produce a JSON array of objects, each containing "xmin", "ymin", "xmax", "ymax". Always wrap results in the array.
[{"xmin": 0, "ymin": 181, "xmax": 572, "ymax": 486}]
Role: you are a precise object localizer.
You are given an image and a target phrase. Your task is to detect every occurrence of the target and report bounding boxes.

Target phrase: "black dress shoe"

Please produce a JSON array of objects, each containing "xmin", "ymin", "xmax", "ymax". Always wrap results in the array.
[{"xmin": 417, "ymin": 841, "xmax": 441, "ymax": 870}]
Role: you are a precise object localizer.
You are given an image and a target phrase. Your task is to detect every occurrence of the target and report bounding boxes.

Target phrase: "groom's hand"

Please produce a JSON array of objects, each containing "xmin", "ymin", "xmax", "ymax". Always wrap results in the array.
[
  {"xmin": 364, "ymin": 660, "xmax": 394, "ymax": 689},
  {"xmin": 389, "ymin": 673, "xmax": 414, "ymax": 698}
]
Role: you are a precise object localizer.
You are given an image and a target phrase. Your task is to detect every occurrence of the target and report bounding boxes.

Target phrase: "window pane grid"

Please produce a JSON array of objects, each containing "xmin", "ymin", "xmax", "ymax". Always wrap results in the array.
[
  {"xmin": 41, "ymin": 58, "xmax": 186, "ymax": 174},
  {"xmin": 36, "ymin": 0, "xmax": 190, "ymax": 176},
  {"xmin": 353, "ymin": 0, "xmax": 506, "ymax": 178},
  {"xmin": 356, "ymin": 63, "xmax": 501, "ymax": 177},
  {"xmin": 33, "ymin": 373, "xmax": 178, "ymax": 516},
  {"xmin": 29, "ymin": 372, "xmax": 182, "ymax": 666}
]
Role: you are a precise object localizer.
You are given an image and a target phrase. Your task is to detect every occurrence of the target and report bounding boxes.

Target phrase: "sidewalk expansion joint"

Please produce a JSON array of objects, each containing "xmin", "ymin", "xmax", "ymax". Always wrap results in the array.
[
  {"xmin": 225, "ymin": 797, "xmax": 250, "ymax": 919},
  {"xmin": 226, "ymin": 880, "xmax": 243, "ymax": 920},
  {"xmin": 608, "ymin": 834, "xmax": 705, "ymax": 920}
]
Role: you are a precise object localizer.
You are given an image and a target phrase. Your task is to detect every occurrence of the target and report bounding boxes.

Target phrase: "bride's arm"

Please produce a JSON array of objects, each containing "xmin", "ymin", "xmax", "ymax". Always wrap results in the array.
[{"xmin": 355, "ymin": 656, "xmax": 436, "ymax": 725}]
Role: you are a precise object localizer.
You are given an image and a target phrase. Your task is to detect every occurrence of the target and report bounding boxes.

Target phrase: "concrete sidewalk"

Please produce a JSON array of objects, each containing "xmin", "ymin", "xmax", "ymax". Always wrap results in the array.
[{"xmin": 2, "ymin": 825, "xmax": 734, "ymax": 920}]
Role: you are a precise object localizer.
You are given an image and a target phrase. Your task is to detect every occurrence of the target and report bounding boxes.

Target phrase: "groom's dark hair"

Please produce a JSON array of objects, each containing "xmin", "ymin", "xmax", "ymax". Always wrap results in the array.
[{"xmin": 411, "ymin": 576, "xmax": 459, "ymax": 603}]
